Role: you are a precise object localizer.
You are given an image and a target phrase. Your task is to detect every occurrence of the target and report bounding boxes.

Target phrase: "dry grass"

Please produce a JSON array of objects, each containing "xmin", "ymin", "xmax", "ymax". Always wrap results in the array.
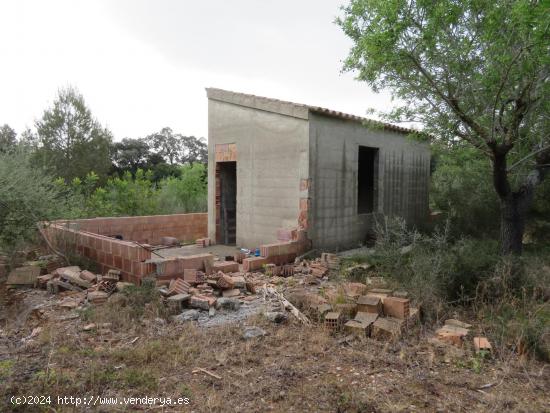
[{"xmin": 1, "ymin": 299, "xmax": 549, "ymax": 413}]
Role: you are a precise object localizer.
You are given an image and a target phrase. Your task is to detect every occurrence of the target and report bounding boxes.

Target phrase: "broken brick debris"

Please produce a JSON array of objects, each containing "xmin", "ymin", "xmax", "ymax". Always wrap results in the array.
[
  {"xmin": 216, "ymin": 272, "xmax": 235, "ymax": 290},
  {"xmin": 212, "ymin": 260, "xmax": 239, "ymax": 273},
  {"xmin": 7, "ymin": 265, "xmax": 41, "ymax": 286},
  {"xmin": 222, "ymin": 288, "xmax": 241, "ymax": 298},
  {"xmin": 195, "ymin": 238, "xmax": 211, "ymax": 248},
  {"xmin": 473, "ymin": 337, "xmax": 492, "ymax": 353},
  {"xmin": 168, "ymin": 278, "xmax": 191, "ymax": 295}
]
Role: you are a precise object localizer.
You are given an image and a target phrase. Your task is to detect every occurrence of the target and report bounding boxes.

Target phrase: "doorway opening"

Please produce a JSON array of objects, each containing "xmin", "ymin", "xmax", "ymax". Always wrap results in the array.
[
  {"xmin": 218, "ymin": 161, "xmax": 237, "ymax": 245},
  {"xmin": 357, "ymin": 146, "xmax": 378, "ymax": 214}
]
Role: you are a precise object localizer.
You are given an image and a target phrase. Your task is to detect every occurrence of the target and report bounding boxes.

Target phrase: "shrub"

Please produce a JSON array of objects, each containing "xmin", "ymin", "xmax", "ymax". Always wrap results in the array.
[
  {"xmin": 156, "ymin": 163, "xmax": 207, "ymax": 214},
  {"xmin": 0, "ymin": 151, "xmax": 73, "ymax": 257},
  {"xmin": 355, "ymin": 217, "xmax": 499, "ymax": 322}
]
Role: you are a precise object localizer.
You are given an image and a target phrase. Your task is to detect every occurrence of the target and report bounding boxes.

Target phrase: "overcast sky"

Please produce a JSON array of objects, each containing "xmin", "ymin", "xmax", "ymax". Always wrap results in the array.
[{"xmin": 0, "ymin": 0, "xmax": 395, "ymax": 141}]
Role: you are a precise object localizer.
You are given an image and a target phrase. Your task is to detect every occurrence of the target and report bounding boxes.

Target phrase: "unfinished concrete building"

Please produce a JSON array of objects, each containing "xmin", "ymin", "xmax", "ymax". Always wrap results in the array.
[
  {"xmin": 207, "ymin": 88, "xmax": 430, "ymax": 251},
  {"xmin": 46, "ymin": 89, "xmax": 430, "ymax": 286}
]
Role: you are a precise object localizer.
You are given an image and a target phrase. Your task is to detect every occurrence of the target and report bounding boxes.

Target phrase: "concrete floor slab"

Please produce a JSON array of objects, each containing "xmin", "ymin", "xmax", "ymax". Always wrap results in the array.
[{"xmin": 155, "ymin": 244, "xmax": 243, "ymax": 260}]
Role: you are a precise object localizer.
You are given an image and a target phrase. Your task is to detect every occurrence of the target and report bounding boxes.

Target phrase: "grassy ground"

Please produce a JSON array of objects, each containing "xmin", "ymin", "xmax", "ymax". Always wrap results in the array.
[{"xmin": 1, "ymin": 288, "xmax": 549, "ymax": 412}]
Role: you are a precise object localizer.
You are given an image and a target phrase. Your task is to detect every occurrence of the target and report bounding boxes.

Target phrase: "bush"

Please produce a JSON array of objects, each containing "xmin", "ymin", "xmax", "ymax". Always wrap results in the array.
[
  {"xmin": 156, "ymin": 163, "xmax": 207, "ymax": 214},
  {"xmin": 354, "ymin": 217, "xmax": 499, "ymax": 322},
  {"xmin": 0, "ymin": 151, "xmax": 73, "ymax": 256}
]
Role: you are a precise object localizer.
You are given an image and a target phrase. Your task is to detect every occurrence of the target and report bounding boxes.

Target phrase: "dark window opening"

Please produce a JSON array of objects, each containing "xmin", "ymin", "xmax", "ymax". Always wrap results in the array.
[{"xmin": 358, "ymin": 146, "xmax": 378, "ymax": 214}]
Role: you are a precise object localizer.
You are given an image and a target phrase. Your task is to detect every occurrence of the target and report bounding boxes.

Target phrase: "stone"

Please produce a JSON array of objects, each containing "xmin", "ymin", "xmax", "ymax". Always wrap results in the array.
[
  {"xmin": 242, "ymin": 326, "xmax": 267, "ymax": 339},
  {"xmin": 265, "ymin": 311, "xmax": 288, "ymax": 323},
  {"xmin": 7, "ymin": 266, "xmax": 41, "ymax": 286},
  {"xmin": 215, "ymin": 297, "xmax": 241, "ymax": 311},
  {"xmin": 173, "ymin": 309, "xmax": 200, "ymax": 322}
]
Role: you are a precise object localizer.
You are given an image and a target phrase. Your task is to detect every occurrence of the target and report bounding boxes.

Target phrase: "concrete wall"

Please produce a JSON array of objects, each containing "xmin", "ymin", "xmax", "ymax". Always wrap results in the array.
[
  {"xmin": 207, "ymin": 98, "xmax": 309, "ymax": 248},
  {"xmin": 308, "ymin": 113, "xmax": 430, "ymax": 250}
]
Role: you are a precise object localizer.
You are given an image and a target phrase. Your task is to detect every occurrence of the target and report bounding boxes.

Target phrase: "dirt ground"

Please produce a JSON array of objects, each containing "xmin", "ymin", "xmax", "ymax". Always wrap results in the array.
[{"xmin": 1, "ymin": 285, "xmax": 549, "ymax": 413}]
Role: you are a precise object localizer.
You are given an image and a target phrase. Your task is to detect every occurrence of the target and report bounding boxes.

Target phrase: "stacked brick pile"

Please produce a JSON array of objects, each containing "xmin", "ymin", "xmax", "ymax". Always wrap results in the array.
[
  {"xmin": 306, "ymin": 286, "xmax": 420, "ymax": 341},
  {"xmin": 35, "ymin": 265, "xmax": 128, "ymax": 305}
]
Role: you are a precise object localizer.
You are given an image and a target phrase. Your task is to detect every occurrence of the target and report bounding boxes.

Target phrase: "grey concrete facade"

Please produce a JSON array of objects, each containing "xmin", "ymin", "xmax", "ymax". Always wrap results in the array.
[{"xmin": 206, "ymin": 88, "xmax": 430, "ymax": 251}]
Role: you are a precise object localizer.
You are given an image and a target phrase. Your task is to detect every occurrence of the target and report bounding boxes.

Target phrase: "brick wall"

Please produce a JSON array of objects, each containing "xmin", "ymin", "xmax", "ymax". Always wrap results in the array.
[
  {"xmin": 45, "ymin": 213, "xmax": 208, "ymax": 285},
  {"xmin": 63, "ymin": 213, "xmax": 207, "ymax": 245}
]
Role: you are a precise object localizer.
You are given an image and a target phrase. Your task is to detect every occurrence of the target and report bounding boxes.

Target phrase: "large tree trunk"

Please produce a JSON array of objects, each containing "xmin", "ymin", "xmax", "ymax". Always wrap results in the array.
[
  {"xmin": 490, "ymin": 143, "xmax": 542, "ymax": 256},
  {"xmin": 499, "ymin": 196, "xmax": 526, "ymax": 255}
]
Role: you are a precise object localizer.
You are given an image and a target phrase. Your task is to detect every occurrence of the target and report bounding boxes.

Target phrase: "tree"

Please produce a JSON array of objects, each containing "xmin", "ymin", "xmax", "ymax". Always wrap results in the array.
[
  {"xmin": 111, "ymin": 138, "xmax": 151, "ymax": 175},
  {"xmin": 338, "ymin": 0, "xmax": 550, "ymax": 254},
  {"xmin": 33, "ymin": 87, "xmax": 113, "ymax": 182},
  {"xmin": 146, "ymin": 127, "xmax": 207, "ymax": 165},
  {"xmin": 0, "ymin": 124, "xmax": 17, "ymax": 153}
]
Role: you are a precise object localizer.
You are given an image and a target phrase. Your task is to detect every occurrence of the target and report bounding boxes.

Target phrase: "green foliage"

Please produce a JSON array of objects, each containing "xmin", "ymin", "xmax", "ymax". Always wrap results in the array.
[
  {"xmin": 431, "ymin": 144, "xmax": 500, "ymax": 237},
  {"xmin": 157, "ymin": 163, "xmax": 207, "ymax": 214},
  {"xmin": 32, "ymin": 86, "xmax": 113, "ymax": 183},
  {"xmin": 87, "ymin": 170, "xmax": 159, "ymax": 217},
  {"xmin": 0, "ymin": 151, "xmax": 72, "ymax": 253},
  {"xmin": 365, "ymin": 217, "xmax": 500, "ymax": 321},
  {"xmin": 58, "ymin": 163, "xmax": 207, "ymax": 218},
  {"xmin": 0, "ymin": 124, "xmax": 17, "ymax": 153}
]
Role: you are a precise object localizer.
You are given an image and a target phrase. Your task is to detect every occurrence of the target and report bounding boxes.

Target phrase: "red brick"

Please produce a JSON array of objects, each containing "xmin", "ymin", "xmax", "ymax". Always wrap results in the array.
[
  {"xmin": 383, "ymin": 297, "xmax": 410, "ymax": 319},
  {"xmin": 113, "ymin": 255, "xmax": 123, "ymax": 269},
  {"xmin": 243, "ymin": 256, "xmax": 268, "ymax": 272},
  {"xmin": 212, "ymin": 261, "xmax": 239, "ymax": 273}
]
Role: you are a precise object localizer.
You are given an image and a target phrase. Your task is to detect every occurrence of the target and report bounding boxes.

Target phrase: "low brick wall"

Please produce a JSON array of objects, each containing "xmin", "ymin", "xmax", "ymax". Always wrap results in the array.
[
  {"xmin": 64, "ymin": 213, "xmax": 207, "ymax": 245},
  {"xmin": 46, "ymin": 213, "xmax": 208, "ymax": 284}
]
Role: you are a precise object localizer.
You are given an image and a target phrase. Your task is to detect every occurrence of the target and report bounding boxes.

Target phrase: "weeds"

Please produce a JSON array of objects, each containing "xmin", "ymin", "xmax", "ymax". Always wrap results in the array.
[{"xmin": 342, "ymin": 216, "xmax": 550, "ymax": 360}]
